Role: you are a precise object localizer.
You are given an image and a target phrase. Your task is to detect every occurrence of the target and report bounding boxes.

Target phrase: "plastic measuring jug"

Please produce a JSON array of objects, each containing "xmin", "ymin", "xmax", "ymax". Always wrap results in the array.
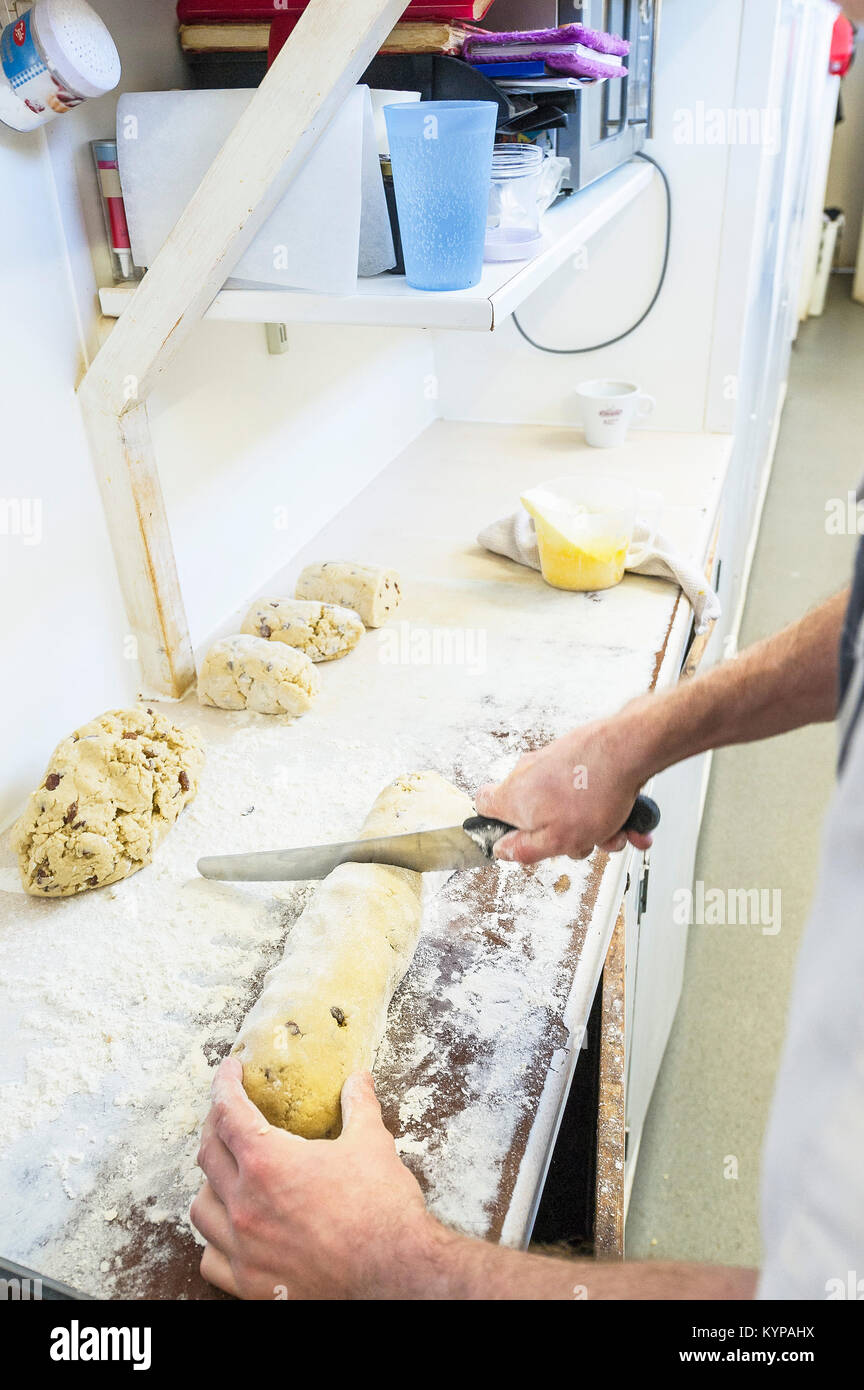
[{"xmin": 520, "ymin": 475, "xmax": 661, "ymax": 592}]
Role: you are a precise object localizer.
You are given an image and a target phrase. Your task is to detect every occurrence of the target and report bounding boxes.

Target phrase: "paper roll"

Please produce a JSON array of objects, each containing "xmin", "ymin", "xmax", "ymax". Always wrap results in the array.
[{"xmin": 116, "ymin": 85, "xmax": 394, "ymax": 294}]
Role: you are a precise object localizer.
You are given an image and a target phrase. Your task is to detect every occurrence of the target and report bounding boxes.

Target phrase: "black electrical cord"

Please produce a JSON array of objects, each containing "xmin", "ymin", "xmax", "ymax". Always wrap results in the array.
[{"xmin": 511, "ymin": 151, "xmax": 672, "ymax": 354}]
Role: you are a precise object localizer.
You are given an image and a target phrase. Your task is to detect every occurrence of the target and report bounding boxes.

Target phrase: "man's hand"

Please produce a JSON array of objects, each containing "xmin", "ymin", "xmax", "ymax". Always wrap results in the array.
[
  {"xmin": 476, "ymin": 718, "xmax": 655, "ymax": 865},
  {"xmin": 192, "ymin": 1060, "xmax": 756, "ymax": 1301},
  {"xmin": 475, "ymin": 593, "xmax": 850, "ymax": 866},
  {"xmin": 192, "ymin": 1058, "xmax": 446, "ymax": 1300}
]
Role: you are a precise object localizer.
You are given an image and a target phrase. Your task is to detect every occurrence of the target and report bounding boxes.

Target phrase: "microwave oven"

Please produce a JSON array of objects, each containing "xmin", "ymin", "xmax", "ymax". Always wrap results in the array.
[
  {"xmin": 356, "ymin": 1, "xmax": 660, "ymax": 192},
  {"xmin": 557, "ymin": 1, "xmax": 659, "ymax": 187},
  {"xmin": 478, "ymin": 0, "xmax": 660, "ymax": 189},
  {"xmin": 466, "ymin": 0, "xmax": 663, "ymax": 189}
]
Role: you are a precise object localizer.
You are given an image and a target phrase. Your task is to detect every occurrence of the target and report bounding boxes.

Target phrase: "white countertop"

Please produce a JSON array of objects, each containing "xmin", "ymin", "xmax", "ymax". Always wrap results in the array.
[{"xmin": 0, "ymin": 420, "xmax": 732, "ymax": 1295}]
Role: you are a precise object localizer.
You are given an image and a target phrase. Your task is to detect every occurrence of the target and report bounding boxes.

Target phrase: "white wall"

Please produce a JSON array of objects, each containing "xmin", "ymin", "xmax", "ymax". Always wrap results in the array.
[
  {"xmin": 0, "ymin": 122, "xmax": 136, "ymax": 826},
  {"xmin": 0, "ymin": 0, "xmax": 435, "ymax": 824},
  {"xmin": 433, "ymin": 0, "xmax": 744, "ymax": 433},
  {"xmin": 150, "ymin": 321, "xmax": 437, "ymax": 648}
]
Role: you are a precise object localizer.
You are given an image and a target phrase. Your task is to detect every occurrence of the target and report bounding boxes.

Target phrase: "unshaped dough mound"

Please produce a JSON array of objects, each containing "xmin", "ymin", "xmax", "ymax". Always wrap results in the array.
[
  {"xmin": 241, "ymin": 597, "xmax": 364, "ymax": 663},
  {"xmin": 11, "ymin": 708, "xmax": 204, "ymax": 898},
  {"xmin": 197, "ymin": 634, "xmax": 320, "ymax": 715},
  {"xmin": 233, "ymin": 770, "xmax": 474, "ymax": 1138},
  {"xmin": 295, "ymin": 561, "xmax": 401, "ymax": 628}
]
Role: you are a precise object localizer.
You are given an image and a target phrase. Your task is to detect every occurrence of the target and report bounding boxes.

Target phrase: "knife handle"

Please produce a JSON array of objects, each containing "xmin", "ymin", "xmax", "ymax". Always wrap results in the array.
[
  {"xmin": 463, "ymin": 795, "xmax": 660, "ymax": 860},
  {"xmin": 462, "ymin": 816, "xmax": 518, "ymax": 859},
  {"xmin": 622, "ymin": 795, "xmax": 661, "ymax": 836}
]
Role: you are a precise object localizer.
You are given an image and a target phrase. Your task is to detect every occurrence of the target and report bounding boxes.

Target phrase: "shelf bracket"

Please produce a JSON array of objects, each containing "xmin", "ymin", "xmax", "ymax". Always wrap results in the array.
[
  {"xmin": 77, "ymin": 0, "xmax": 408, "ymax": 697},
  {"xmin": 265, "ymin": 323, "xmax": 290, "ymax": 356}
]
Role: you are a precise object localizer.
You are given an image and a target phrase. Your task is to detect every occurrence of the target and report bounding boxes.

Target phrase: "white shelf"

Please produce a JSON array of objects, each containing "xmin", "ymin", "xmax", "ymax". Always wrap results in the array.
[{"xmin": 99, "ymin": 161, "xmax": 653, "ymax": 334}]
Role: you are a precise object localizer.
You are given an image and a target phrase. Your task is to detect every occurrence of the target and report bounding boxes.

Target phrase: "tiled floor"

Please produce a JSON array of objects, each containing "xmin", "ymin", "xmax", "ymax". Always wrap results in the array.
[{"xmin": 626, "ymin": 280, "xmax": 863, "ymax": 1268}]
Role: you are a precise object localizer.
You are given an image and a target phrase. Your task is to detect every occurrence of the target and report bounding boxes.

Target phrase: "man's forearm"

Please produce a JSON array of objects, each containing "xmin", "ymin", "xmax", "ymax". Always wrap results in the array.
[
  {"xmin": 619, "ymin": 591, "xmax": 848, "ymax": 784},
  {"xmin": 408, "ymin": 1222, "xmax": 756, "ymax": 1301}
]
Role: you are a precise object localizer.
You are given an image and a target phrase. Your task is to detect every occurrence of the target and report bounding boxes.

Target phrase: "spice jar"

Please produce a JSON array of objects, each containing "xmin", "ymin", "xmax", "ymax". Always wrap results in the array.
[{"xmin": 0, "ymin": 0, "xmax": 120, "ymax": 133}]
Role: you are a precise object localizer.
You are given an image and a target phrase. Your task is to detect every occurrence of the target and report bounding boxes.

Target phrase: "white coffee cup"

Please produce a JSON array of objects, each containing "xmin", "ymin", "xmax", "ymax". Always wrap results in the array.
[{"xmin": 575, "ymin": 379, "xmax": 655, "ymax": 448}]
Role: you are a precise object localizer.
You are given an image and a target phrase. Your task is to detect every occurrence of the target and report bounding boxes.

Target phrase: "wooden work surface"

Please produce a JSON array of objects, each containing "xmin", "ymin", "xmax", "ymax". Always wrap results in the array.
[{"xmin": 0, "ymin": 422, "xmax": 730, "ymax": 1298}]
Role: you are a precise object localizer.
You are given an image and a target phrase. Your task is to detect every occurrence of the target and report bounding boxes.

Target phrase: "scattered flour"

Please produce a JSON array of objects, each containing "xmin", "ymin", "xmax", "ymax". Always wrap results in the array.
[{"xmin": 0, "ymin": 609, "xmax": 660, "ymax": 1295}]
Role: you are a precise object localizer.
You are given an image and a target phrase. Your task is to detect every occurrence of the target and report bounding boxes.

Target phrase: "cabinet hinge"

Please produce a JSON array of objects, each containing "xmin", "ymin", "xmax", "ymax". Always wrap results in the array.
[{"xmin": 637, "ymin": 857, "xmax": 650, "ymax": 922}]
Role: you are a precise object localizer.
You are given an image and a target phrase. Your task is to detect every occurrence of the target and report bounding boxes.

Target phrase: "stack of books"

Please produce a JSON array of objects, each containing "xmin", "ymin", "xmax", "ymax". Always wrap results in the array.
[
  {"xmin": 463, "ymin": 24, "xmax": 630, "ymax": 83},
  {"xmin": 177, "ymin": 1, "xmax": 498, "ymax": 65},
  {"xmin": 178, "ymin": 0, "xmax": 495, "ymax": 15}
]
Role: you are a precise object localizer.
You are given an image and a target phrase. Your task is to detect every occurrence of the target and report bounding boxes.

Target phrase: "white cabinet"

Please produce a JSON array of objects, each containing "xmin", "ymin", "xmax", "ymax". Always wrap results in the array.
[
  {"xmin": 624, "ymin": 751, "xmax": 709, "ymax": 1205},
  {"xmin": 709, "ymin": 0, "xmax": 839, "ymax": 652}
]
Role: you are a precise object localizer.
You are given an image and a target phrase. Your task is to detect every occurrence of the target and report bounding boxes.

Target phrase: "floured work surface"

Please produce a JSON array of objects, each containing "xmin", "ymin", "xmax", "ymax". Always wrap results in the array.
[{"xmin": 0, "ymin": 423, "xmax": 728, "ymax": 1297}]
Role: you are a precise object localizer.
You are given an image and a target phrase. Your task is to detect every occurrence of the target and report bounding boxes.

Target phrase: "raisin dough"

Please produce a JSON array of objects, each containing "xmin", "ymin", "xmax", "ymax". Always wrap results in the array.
[
  {"xmin": 197, "ymin": 635, "xmax": 320, "ymax": 715},
  {"xmin": 233, "ymin": 771, "xmax": 473, "ymax": 1138},
  {"xmin": 11, "ymin": 708, "xmax": 204, "ymax": 898},
  {"xmin": 241, "ymin": 598, "xmax": 364, "ymax": 663},
  {"xmin": 295, "ymin": 561, "xmax": 401, "ymax": 628}
]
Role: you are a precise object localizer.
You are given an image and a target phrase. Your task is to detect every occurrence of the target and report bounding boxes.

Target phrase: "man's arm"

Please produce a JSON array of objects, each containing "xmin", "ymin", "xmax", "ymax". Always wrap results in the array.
[
  {"xmin": 628, "ymin": 588, "xmax": 847, "ymax": 767},
  {"xmin": 475, "ymin": 592, "xmax": 847, "ymax": 864},
  {"xmin": 193, "ymin": 1061, "xmax": 756, "ymax": 1301}
]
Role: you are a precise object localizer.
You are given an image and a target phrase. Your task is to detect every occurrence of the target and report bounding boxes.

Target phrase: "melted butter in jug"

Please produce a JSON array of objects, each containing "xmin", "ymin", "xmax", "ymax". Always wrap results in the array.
[{"xmin": 522, "ymin": 497, "xmax": 628, "ymax": 592}]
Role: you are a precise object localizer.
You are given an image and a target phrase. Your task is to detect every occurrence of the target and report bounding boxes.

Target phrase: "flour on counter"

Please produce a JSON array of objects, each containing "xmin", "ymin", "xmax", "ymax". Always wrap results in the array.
[
  {"xmin": 0, "ymin": 605, "xmax": 662, "ymax": 1295},
  {"xmin": 376, "ymin": 855, "xmax": 585, "ymax": 1239}
]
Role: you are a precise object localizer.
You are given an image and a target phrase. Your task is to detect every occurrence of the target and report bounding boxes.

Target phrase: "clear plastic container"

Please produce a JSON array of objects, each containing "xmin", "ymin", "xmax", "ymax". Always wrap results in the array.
[
  {"xmin": 521, "ymin": 474, "xmax": 662, "ymax": 592},
  {"xmin": 485, "ymin": 143, "xmax": 546, "ymax": 263}
]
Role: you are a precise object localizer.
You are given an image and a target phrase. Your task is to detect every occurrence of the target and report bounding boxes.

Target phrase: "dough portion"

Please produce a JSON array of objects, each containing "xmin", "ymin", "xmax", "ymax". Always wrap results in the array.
[
  {"xmin": 295, "ymin": 561, "xmax": 401, "ymax": 628},
  {"xmin": 11, "ymin": 708, "xmax": 204, "ymax": 898},
  {"xmin": 240, "ymin": 597, "xmax": 364, "ymax": 663},
  {"xmin": 233, "ymin": 771, "xmax": 474, "ymax": 1138},
  {"xmin": 197, "ymin": 634, "xmax": 320, "ymax": 715}
]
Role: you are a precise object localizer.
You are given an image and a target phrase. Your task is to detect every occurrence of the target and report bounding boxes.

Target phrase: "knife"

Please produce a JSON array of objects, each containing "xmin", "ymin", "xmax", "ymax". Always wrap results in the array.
[{"xmin": 196, "ymin": 794, "xmax": 660, "ymax": 883}]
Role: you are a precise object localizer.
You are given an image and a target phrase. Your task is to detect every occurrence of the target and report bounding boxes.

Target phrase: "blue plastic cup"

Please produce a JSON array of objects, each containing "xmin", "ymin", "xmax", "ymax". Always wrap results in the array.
[{"xmin": 383, "ymin": 100, "xmax": 498, "ymax": 291}]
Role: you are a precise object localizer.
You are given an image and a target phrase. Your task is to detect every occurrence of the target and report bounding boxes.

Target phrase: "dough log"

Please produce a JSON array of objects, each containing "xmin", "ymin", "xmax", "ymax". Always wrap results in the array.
[
  {"xmin": 241, "ymin": 597, "xmax": 364, "ymax": 663},
  {"xmin": 198, "ymin": 634, "xmax": 320, "ymax": 715},
  {"xmin": 295, "ymin": 561, "xmax": 401, "ymax": 628},
  {"xmin": 11, "ymin": 708, "xmax": 204, "ymax": 897},
  {"xmin": 233, "ymin": 771, "xmax": 473, "ymax": 1138}
]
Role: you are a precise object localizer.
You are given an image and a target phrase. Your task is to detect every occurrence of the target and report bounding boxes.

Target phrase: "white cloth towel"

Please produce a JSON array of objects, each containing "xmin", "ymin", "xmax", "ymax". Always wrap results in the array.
[{"xmin": 478, "ymin": 509, "xmax": 721, "ymax": 634}]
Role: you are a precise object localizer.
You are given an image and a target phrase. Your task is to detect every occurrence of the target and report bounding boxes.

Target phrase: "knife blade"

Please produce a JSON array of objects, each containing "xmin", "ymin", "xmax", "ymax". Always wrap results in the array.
[{"xmin": 196, "ymin": 795, "xmax": 660, "ymax": 883}]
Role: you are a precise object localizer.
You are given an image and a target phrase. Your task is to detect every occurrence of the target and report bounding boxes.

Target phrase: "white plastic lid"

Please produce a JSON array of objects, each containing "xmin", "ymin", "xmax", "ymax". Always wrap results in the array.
[
  {"xmin": 32, "ymin": 0, "xmax": 121, "ymax": 100},
  {"xmin": 484, "ymin": 227, "xmax": 543, "ymax": 262}
]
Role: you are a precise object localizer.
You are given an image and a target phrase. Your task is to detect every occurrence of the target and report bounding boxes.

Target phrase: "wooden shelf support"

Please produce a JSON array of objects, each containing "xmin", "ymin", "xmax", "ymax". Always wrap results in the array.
[{"xmin": 77, "ymin": 0, "xmax": 408, "ymax": 697}]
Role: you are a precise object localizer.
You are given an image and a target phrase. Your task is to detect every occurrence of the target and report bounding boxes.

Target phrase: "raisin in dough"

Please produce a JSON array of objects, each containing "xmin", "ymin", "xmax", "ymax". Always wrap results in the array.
[
  {"xmin": 11, "ymin": 708, "xmax": 204, "ymax": 898},
  {"xmin": 241, "ymin": 598, "xmax": 364, "ymax": 663},
  {"xmin": 197, "ymin": 635, "xmax": 320, "ymax": 715},
  {"xmin": 295, "ymin": 561, "xmax": 401, "ymax": 628},
  {"xmin": 233, "ymin": 771, "xmax": 473, "ymax": 1138}
]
